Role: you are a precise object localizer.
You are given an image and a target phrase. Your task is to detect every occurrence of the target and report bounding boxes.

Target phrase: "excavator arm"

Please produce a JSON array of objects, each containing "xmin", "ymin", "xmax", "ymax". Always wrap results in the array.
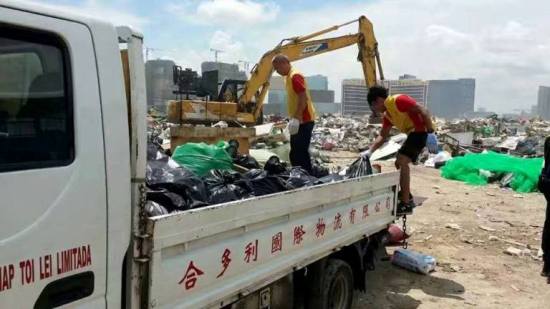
[{"xmin": 239, "ymin": 15, "xmax": 384, "ymax": 120}]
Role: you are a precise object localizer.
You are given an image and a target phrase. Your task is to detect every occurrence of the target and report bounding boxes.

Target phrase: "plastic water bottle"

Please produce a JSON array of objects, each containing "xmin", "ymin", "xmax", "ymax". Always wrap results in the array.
[{"xmin": 392, "ymin": 248, "xmax": 436, "ymax": 275}]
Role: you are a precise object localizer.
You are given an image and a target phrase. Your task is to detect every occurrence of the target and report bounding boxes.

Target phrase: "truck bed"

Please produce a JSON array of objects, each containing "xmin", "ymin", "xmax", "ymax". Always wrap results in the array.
[{"xmin": 144, "ymin": 171, "xmax": 399, "ymax": 308}]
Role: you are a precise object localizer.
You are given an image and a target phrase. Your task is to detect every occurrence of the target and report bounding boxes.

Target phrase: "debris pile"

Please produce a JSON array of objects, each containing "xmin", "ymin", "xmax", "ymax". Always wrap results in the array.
[
  {"xmin": 436, "ymin": 116, "xmax": 550, "ymax": 157},
  {"xmin": 311, "ymin": 114, "xmax": 391, "ymax": 152}
]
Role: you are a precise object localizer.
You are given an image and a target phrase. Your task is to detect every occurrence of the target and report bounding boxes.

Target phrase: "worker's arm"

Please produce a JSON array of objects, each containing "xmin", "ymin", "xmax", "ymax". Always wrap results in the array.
[
  {"xmin": 294, "ymin": 92, "xmax": 307, "ymax": 122},
  {"xmin": 369, "ymin": 125, "xmax": 391, "ymax": 153},
  {"xmin": 291, "ymin": 74, "xmax": 308, "ymax": 122}
]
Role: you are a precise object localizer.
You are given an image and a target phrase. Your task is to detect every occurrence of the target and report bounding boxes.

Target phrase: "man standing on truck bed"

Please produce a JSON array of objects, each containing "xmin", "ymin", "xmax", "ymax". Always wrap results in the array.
[
  {"xmin": 363, "ymin": 85, "xmax": 437, "ymax": 216},
  {"xmin": 272, "ymin": 54, "xmax": 317, "ymax": 174}
]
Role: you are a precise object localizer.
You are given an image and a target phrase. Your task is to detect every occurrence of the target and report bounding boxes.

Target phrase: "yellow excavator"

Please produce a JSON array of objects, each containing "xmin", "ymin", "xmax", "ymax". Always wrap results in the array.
[{"xmin": 167, "ymin": 15, "xmax": 384, "ymax": 125}]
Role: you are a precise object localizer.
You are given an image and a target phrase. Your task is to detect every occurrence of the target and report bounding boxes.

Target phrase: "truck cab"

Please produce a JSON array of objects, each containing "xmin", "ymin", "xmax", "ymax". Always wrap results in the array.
[{"xmin": 0, "ymin": 2, "xmax": 132, "ymax": 307}]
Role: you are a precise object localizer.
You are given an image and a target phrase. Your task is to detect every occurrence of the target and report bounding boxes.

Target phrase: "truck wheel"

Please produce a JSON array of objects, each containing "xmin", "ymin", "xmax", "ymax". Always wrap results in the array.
[{"xmin": 307, "ymin": 259, "xmax": 354, "ymax": 309}]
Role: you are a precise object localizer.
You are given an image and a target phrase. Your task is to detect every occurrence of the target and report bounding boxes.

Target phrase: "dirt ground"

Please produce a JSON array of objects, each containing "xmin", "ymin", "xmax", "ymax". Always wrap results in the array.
[{"xmin": 327, "ymin": 152, "xmax": 550, "ymax": 308}]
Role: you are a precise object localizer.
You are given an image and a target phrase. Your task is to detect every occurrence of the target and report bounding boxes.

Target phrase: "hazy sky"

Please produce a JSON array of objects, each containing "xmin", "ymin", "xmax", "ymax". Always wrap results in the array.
[{"xmin": 32, "ymin": 0, "xmax": 550, "ymax": 113}]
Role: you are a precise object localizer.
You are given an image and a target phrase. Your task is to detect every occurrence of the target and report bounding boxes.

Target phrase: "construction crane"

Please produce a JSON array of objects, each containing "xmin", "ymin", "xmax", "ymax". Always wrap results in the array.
[
  {"xmin": 169, "ymin": 15, "xmax": 384, "ymax": 125},
  {"xmin": 210, "ymin": 48, "xmax": 224, "ymax": 62},
  {"xmin": 238, "ymin": 60, "xmax": 251, "ymax": 74},
  {"xmin": 144, "ymin": 47, "xmax": 164, "ymax": 61}
]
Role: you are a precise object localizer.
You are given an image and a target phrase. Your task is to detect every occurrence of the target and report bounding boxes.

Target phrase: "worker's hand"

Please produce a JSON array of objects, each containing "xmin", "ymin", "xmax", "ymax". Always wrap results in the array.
[
  {"xmin": 360, "ymin": 149, "xmax": 372, "ymax": 159},
  {"xmin": 427, "ymin": 133, "xmax": 439, "ymax": 154},
  {"xmin": 287, "ymin": 118, "xmax": 300, "ymax": 135}
]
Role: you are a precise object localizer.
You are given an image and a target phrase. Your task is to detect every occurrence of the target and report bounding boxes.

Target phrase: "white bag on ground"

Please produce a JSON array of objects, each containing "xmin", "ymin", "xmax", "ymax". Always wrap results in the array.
[{"xmin": 392, "ymin": 248, "xmax": 436, "ymax": 275}]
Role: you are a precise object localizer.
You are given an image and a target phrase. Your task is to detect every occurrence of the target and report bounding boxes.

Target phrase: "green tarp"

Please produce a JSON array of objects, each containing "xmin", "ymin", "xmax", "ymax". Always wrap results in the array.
[
  {"xmin": 172, "ymin": 141, "xmax": 233, "ymax": 176},
  {"xmin": 441, "ymin": 152, "xmax": 543, "ymax": 193}
]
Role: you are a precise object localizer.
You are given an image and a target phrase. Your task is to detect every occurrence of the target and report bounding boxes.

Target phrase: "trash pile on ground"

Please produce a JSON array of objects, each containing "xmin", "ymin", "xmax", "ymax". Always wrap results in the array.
[
  {"xmin": 147, "ymin": 107, "xmax": 172, "ymax": 153},
  {"xmin": 144, "ymin": 140, "xmax": 373, "ymax": 217},
  {"xmin": 433, "ymin": 116, "xmax": 550, "ymax": 192},
  {"xmin": 436, "ymin": 116, "xmax": 550, "ymax": 157},
  {"xmin": 310, "ymin": 114, "xmax": 396, "ymax": 152}
]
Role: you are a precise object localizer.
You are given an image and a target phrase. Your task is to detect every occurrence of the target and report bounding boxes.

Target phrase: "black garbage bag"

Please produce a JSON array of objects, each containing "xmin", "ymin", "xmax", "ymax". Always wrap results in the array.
[
  {"xmin": 146, "ymin": 189, "xmax": 189, "ymax": 212},
  {"xmin": 244, "ymin": 169, "xmax": 288, "ymax": 196},
  {"xmin": 234, "ymin": 154, "xmax": 261, "ymax": 169},
  {"xmin": 146, "ymin": 143, "xmax": 209, "ymax": 210},
  {"xmin": 264, "ymin": 155, "xmax": 288, "ymax": 175},
  {"xmin": 244, "ymin": 169, "xmax": 266, "ymax": 179},
  {"xmin": 204, "ymin": 170, "xmax": 254, "ymax": 204},
  {"xmin": 345, "ymin": 156, "xmax": 373, "ymax": 178},
  {"xmin": 279, "ymin": 167, "xmax": 319, "ymax": 189},
  {"xmin": 310, "ymin": 160, "xmax": 329, "ymax": 178},
  {"xmin": 318, "ymin": 174, "xmax": 344, "ymax": 184},
  {"xmin": 226, "ymin": 139, "xmax": 240, "ymax": 158},
  {"xmin": 515, "ymin": 138, "xmax": 538, "ymax": 156},
  {"xmin": 145, "ymin": 201, "xmax": 170, "ymax": 217}
]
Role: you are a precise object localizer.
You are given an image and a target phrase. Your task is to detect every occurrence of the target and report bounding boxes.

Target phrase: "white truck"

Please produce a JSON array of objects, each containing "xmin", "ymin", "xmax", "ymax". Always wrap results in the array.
[{"xmin": 0, "ymin": 2, "xmax": 401, "ymax": 308}]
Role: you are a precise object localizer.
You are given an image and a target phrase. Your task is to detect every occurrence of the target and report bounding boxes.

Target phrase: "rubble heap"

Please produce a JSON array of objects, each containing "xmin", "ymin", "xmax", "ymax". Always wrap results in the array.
[{"xmin": 311, "ymin": 114, "xmax": 399, "ymax": 153}]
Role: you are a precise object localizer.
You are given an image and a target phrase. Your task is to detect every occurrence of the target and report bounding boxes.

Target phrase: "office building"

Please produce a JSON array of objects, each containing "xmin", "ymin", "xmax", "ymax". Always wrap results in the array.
[
  {"xmin": 341, "ymin": 79, "xmax": 369, "ymax": 115},
  {"xmin": 310, "ymin": 89, "xmax": 335, "ymax": 103},
  {"xmin": 270, "ymin": 76, "xmax": 285, "ymax": 90},
  {"xmin": 269, "ymin": 75, "xmax": 329, "ymax": 91},
  {"xmin": 268, "ymin": 74, "xmax": 334, "ymax": 106},
  {"xmin": 538, "ymin": 86, "xmax": 550, "ymax": 120},
  {"xmin": 382, "ymin": 75, "xmax": 428, "ymax": 106},
  {"xmin": 145, "ymin": 59, "xmax": 177, "ymax": 110},
  {"xmin": 268, "ymin": 89, "xmax": 287, "ymax": 105},
  {"xmin": 201, "ymin": 61, "xmax": 247, "ymax": 84},
  {"xmin": 306, "ymin": 75, "xmax": 329, "ymax": 90},
  {"xmin": 427, "ymin": 79, "xmax": 475, "ymax": 119}
]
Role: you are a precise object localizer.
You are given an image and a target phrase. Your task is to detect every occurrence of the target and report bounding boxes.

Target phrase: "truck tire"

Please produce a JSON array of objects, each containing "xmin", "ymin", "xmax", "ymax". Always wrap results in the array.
[{"xmin": 307, "ymin": 259, "xmax": 354, "ymax": 309}]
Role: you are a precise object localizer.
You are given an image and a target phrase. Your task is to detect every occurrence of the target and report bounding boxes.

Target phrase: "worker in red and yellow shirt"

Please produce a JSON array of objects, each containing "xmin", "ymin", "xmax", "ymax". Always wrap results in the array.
[
  {"xmin": 364, "ymin": 86, "xmax": 438, "ymax": 216},
  {"xmin": 272, "ymin": 54, "xmax": 317, "ymax": 174}
]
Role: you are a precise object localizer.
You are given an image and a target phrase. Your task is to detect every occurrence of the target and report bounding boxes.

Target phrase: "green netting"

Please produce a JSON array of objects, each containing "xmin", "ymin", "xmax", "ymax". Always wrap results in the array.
[
  {"xmin": 441, "ymin": 152, "xmax": 543, "ymax": 193},
  {"xmin": 172, "ymin": 141, "xmax": 233, "ymax": 176}
]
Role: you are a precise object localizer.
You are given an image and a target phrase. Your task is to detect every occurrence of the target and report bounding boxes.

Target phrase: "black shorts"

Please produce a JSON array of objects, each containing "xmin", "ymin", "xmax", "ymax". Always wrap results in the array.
[{"xmin": 398, "ymin": 132, "xmax": 427, "ymax": 162}]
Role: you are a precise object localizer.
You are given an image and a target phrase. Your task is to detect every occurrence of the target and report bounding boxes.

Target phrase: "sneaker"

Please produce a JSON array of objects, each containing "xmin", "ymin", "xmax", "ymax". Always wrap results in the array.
[{"xmin": 396, "ymin": 201, "xmax": 413, "ymax": 216}]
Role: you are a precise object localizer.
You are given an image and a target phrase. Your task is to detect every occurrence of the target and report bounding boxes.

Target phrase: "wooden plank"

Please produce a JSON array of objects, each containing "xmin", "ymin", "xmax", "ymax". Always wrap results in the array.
[
  {"xmin": 120, "ymin": 50, "xmax": 131, "ymax": 128},
  {"xmin": 170, "ymin": 127, "xmax": 255, "ymax": 154},
  {"xmin": 167, "ymin": 100, "xmax": 258, "ymax": 124}
]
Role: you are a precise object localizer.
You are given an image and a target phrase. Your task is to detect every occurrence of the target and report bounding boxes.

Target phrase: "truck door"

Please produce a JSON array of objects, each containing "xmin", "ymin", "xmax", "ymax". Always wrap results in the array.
[{"xmin": 0, "ymin": 7, "xmax": 107, "ymax": 308}]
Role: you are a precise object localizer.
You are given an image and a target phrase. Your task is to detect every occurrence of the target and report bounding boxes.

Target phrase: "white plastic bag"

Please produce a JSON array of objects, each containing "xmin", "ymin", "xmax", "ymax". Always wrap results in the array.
[{"xmin": 392, "ymin": 248, "xmax": 436, "ymax": 275}]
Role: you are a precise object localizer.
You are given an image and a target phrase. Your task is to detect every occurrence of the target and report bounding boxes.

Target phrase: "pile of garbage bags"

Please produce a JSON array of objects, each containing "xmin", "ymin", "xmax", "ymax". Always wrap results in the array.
[
  {"xmin": 145, "ymin": 142, "xmax": 373, "ymax": 217},
  {"xmin": 441, "ymin": 151, "xmax": 543, "ymax": 193}
]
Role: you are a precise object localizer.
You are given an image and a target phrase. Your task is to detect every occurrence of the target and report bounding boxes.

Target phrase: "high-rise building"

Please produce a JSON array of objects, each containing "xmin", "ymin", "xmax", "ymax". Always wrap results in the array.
[
  {"xmin": 268, "ymin": 89, "xmax": 287, "ymax": 105},
  {"xmin": 341, "ymin": 79, "xmax": 369, "ymax": 115},
  {"xmin": 383, "ymin": 75, "xmax": 428, "ymax": 106},
  {"xmin": 268, "ymin": 75, "xmax": 334, "ymax": 104},
  {"xmin": 269, "ymin": 75, "xmax": 329, "ymax": 91},
  {"xmin": 538, "ymin": 86, "xmax": 550, "ymax": 120},
  {"xmin": 145, "ymin": 59, "xmax": 176, "ymax": 109},
  {"xmin": 270, "ymin": 76, "xmax": 285, "ymax": 90},
  {"xmin": 201, "ymin": 61, "xmax": 247, "ymax": 83},
  {"xmin": 310, "ymin": 90, "xmax": 335, "ymax": 103},
  {"xmin": 306, "ymin": 75, "xmax": 329, "ymax": 90},
  {"xmin": 427, "ymin": 79, "xmax": 475, "ymax": 119}
]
